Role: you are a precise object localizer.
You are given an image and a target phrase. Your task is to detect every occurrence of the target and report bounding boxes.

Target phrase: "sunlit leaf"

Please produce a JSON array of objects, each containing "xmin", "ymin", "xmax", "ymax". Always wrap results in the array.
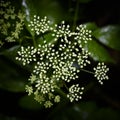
[
  {"xmin": 84, "ymin": 22, "xmax": 98, "ymax": 31},
  {"xmin": 93, "ymin": 25, "xmax": 120, "ymax": 51},
  {"xmin": 22, "ymin": 0, "xmax": 67, "ymax": 37},
  {"xmin": 83, "ymin": 39, "xmax": 115, "ymax": 63},
  {"xmin": 22, "ymin": 0, "xmax": 66, "ymax": 24}
]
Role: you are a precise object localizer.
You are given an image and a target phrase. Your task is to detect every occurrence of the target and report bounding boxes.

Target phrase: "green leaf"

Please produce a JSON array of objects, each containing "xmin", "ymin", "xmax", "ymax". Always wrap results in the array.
[
  {"xmin": 51, "ymin": 102, "xmax": 120, "ymax": 120},
  {"xmin": 83, "ymin": 39, "xmax": 115, "ymax": 63},
  {"xmin": 22, "ymin": 0, "xmax": 66, "ymax": 24},
  {"xmin": 35, "ymin": 32, "xmax": 55, "ymax": 45},
  {"xmin": 93, "ymin": 25, "xmax": 120, "ymax": 51},
  {"xmin": 19, "ymin": 95, "xmax": 43, "ymax": 110},
  {"xmin": 0, "ymin": 45, "xmax": 33, "ymax": 72},
  {"xmin": 92, "ymin": 108, "xmax": 120, "ymax": 120},
  {"xmin": 84, "ymin": 22, "xmax": 98, "ymax": 31},
  {"xmin": 22, "ymin": 0, "xmax": 67, "ymax": 37},
  {"xmin": 0, "ymin": 114, "xmax": 23, "ymax": 120},
  {"xmin": 0, "ymin": 58, "xmax": 27, "ymax": 92},
  {"xmin": 0, "ymin": 79, "xmax": 26, "ymax": 93},
  {"xmin": 44, "ymin": 32, "xmax": 56, "ymax": 44},
  {"xmin": 0, "ymin": 45, "xmax": 20, "ymax": 60}
]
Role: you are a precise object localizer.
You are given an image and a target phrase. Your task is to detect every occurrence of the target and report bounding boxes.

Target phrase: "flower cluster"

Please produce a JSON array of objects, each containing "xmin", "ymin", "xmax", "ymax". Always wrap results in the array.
[
  {"xmin": 16, "ymin": 46, "xmax": 37, "ymax": 65},
  {"xmin": 53, "ymin": 61, "xmax": 79, "ymax": 82},
  {"xmin": 0, "ymin": 1, "xmax": 25, "ymax": 46},
  {"xmin": 16, "ymin": 15, "xmax": 109, "ymax": 108},
  {"xmin": 26, "ymin": 73, "xmax": 60, "ymax": 108},
  {"xmin": 35, "ymin": 73, "xmax": 56, "ymax": 94},
  {"xmin": 28, "ymin": 15, "xmax": 51, "ymax": 35},
  {"xmin": 74, "ymin": 24, "xmax": 92, "ymax": 48},
  {"xmin": 52, "ymin": 21, "xmax": 74, "ymax": 41},
  {"xmin": 77, "ymin": 49, "xmax": 91, "ymax": 68},
  {"xmin": 94, "ymin": 62, "xmax": 109, "ymax": 85},
  {"xmin": 67, "ymin": 84, "xmax": 84, "ymax": 102}
]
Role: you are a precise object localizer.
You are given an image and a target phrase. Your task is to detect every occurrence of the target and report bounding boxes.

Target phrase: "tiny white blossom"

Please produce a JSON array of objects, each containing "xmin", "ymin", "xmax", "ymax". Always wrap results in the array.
[
  {"xmin": 94, "ymin": 62, "xmax": 109, "ymax": 85},
  {"xmin": 77, "ymin": 49, "xmax": 91, "ymax": 68},
  {"xmin": 75, "ymin": 24, "xmax": 92, "ymax": 48},
  {"xmin": 52, "ymin": 21, "xmax": 72, "ymax": 42},
  {"xmin": 28, "ymin": 16, "xmax": 51, "ymax": 35},
  {"xmin": 16, "ymin": 46, "xmax": 36, "ymax": 65},
  {"xmin": 67, "ymin": 84, "xmax": 84, "ymax": 102}
]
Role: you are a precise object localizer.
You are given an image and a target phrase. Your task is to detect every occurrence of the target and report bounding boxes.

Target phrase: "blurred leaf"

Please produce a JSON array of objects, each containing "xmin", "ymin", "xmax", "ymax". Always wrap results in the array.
[
  {"xmin": 0, "ymin": 79, "xmax": 25, "ymax": 93},
  {"xmin": 0, "ymin": 45, "xmax": 33, "ymax": 72},
  {"xmin": 91, "ymin": 108, "xmax": 120, "ymax": 120},
  {"xmin": 0, "ymin": 58, "xmax": 27, "ymax": 92},
  {"xmin": 93, "ymin": 25, "xmax": 120, "ymax": 51},
  {"xmin": 83, "ymin": 39, "xmax": 115, "ymax": 63},
  {"xmin": 0, "ymin": 45, "xmax": 20, "ymax": 61},
  {"xmin": 22, "ymin": 0, "xmax": 66, "ymax": 24},
  {"xmin": 84, "ymin": 22, "xmax": 98, "ymax": 31},
  {"xmin": 22, "ymin": 0, "xmax": 68, "ymax": 37},
  {"xmin": 51, "ymin": 102, "xmax": 120, "ymax": 120},
  {"xmin": 0, "ymin": 114, "xmax": 24, "ymax": 120},
  {"xmin": 19, "ymin": 95, "xmax": 43, "ymax": 110},
  {"xmin": 0, "ymin": 46, "xmax": 28, "ymax": 92}
]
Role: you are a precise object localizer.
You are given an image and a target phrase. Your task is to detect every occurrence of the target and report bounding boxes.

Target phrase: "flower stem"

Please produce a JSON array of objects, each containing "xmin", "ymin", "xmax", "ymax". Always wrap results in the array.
[
  {"xmin": 32, "ymin": 37, "xmax": 37, "ymax": 48},
  {"xmin": 72, "ymin": 0, "xmax": 79, "ymax": 31},
  {"xmin": 80, "ymin": 68, "xmax": 95, "ymax": 74}
]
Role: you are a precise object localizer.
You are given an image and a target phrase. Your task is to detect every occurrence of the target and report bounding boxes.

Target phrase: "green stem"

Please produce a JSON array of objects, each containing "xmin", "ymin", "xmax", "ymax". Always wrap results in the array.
[
  {"xmin": 24, "ymin": 36, "xmax": 33, "ymax": 39},
  {"xmin": 72, "ymin": 0, "xmax": 79, "ymax": 31},
  {"xmin": 32, "ymin": 37, "xmax": 37, "ymax": 48},
  {"xmin": 80, "ymin": 68, "xmax": 95, "ymax": 74},
  {"xmin": 56, "ymin": 88, "xmax": 68, "ymax": 100},
  {"xmin": 63, "ymin": 81, "xmax": 69, "ymax": 91}
]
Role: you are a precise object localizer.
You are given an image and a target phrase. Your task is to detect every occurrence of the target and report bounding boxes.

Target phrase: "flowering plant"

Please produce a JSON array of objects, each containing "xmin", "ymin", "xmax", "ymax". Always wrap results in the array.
[
  {"xmin": 15, "ymin": 15, "xmax": 109, "ymax": 108},
  {"xmin": 0, "ymin": 1, "xmax": 110, "ymax": 108}
]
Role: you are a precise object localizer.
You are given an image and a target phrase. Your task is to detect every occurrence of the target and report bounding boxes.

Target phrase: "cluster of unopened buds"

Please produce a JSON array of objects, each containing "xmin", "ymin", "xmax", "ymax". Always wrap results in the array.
[
  {"xmin": 0, "ymin": 0, "xmax": 25, "ymax": 46},
  {"xmin": 16, "ymin": 15, "xmax": 109, "ymax": 108}
]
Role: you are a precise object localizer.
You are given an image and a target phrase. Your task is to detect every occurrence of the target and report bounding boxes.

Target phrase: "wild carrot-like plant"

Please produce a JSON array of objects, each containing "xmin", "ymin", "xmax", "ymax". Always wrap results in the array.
[
  {"xmin": 16, "ymin": 15, "xmax": 109, "ymax": 108},
  {"xmin": 0, "ymin": 1, "xmax": 109, "ymax": 108}
]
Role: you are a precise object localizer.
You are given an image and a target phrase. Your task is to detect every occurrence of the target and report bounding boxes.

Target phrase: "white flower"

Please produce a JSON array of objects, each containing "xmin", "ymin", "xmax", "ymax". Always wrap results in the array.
[
  {"xmin": 52, "ymin": 21, "xmax": 73, "ymax": 42},
  {"xmin": 16, "ymin": 46, "xmax": 37, "ymax": 65},
  {"xmin": 94, "ymin": 62, "xmax": 109, "ymax": 85},
  {"xmin": 35, "ymin": 73, "xmax": 55, "ymax": 94},
  {"xmin": 28, "ymin": 16, "xmax": 50, "ymax": 35},
  {"xmin": 77, "ymin": 49, "xmax": 91, "ymax": 68},
  {"xmin": 74, "ymin": 24, "xmax": 92, "ymax": 48},
  {"xmin": 67, "ymin": 84, "xmax": 84, "ymax": 102}
]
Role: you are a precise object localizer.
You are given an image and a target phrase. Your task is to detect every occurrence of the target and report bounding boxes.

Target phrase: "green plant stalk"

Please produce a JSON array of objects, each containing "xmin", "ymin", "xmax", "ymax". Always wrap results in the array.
[
  {"xmin": 32, "ymin": 37, "xmax": 37, "ymax": 48},
  {"xmin": 72, "ymin": 0, "xmax": 79, "ymax": 31},
  {"xmin": 81, "ymin": 68, "xmax": 95, "ymax": 74}
]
